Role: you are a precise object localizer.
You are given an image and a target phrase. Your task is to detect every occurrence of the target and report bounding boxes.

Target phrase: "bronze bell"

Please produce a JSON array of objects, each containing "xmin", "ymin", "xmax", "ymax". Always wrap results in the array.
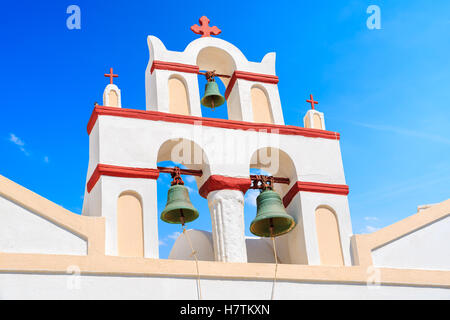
[
  {"xmin": 201, "ymin": 81, "xmax": 225, "ymax": 109},
  {"xmin": 160, "ymin": 168, "xmax": 199, "ymax": 225},
  {"xmin": 250, "ymin": 189, "xmax": 296, "ymax": 238},
  {"xmin": 161, "ymin": 184, "xmax": 199, "ymax": 225},
  {"xmin": 200, "ymin": 71, "xmax": 225, "ymax": 110}
]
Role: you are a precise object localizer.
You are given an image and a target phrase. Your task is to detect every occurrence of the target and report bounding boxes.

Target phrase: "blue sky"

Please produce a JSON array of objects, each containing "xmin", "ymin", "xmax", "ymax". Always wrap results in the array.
[{"xmin": 0, "ymin": 1, "xmax": 449, "ymax": 258}]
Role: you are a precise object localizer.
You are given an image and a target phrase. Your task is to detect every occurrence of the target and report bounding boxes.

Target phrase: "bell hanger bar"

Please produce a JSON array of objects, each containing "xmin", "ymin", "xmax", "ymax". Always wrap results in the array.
[
  {"xmin": 250, "ymin": 175, "xmax": 290, "ymax": 189},
  {"xmin": 157, "ymin": 167, "xmax": 290, "ymax": 186},
  {"xmin": 157, "ymin": 167, "xmax": 290, "ymax": 187},
  {"xmin": 157, "ymin": 166, "xmax": 203, "ymax": 177},
  {"xmin": 198, "ymin": 70, "xmax": 232, "ymax": 79},
  {"xmin": 251, "ymin": 175, "xmax": 275, "ymax": 191}
]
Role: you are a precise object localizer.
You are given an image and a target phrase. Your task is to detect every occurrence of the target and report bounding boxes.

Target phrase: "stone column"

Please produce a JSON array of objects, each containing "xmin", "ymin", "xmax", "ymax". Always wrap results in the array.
[{"xmin": 207, "ymin": 189, "xmax": 248, "ymax": 263}]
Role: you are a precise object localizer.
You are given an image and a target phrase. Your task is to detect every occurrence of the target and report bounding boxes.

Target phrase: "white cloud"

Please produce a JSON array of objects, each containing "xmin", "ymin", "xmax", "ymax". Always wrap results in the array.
[
  {"xmin": 167, "ymin": 231, "xmax": 181, "ymax": 240},
  {"xmin": 159, "ymin": 231, "xmax": 182, "ymax": 247},
  {"xmin": 363, "ymin": 225, "xmax": 380, "ymax": 233},
  {"xmin": 350, "ymin": 121, "xmax": 450, "ymax": 145},
  {"xmin": 159, "ymin": 240, "xmax": 167, "ymax": 247},
  {"xmin": 364, "ymin": 216, "xmax": 379, "ymax": 221},
  {"xmin": 185, "ymin": 175, "xmax": 196, "ymax": 184},
  {"xmin": 9, "ymin": 133, "xmax": 24, "ymax": 146},
  {"xmin": 350, "ymin": 170, "xmax": 450, "ymax": 209},
  {"xmin": 245, "ymin": 189, "xmax": 259, "ymax": 207},
  {"xmin": 9, "ymin": 133, "xmax": 29, "ymax": 156}
]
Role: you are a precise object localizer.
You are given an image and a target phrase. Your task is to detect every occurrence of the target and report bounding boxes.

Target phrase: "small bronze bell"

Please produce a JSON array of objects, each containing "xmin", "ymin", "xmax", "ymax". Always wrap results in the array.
[
  {"xmin": 250, "ymin": 180, "xmax": 296, "ymax": 238},
  {"xmin": 200, "ymin": 71, "xmax": 225, "ymax": 110},
  {"xmin": 160, "ymin": 168, "xmax": 199, "ymax": 225}
]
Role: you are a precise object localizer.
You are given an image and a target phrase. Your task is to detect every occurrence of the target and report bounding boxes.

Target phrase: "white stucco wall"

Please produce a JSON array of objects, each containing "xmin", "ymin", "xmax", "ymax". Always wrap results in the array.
[
  {"xmin": 169, "ymin": 229, "xmax": 278, "ymax": 263},
  {"xmin": 88, "ymin": 115, "xmax": 346, "ymax": 185},
  {"xmin": 372, "ymin": 216, "xmax": 450, "ymax": 271},
  {"xmin": 0, "ymin": 273, "xmax": 448, "ymax": 300},
  {"xmin": 0, "ymin": 196, "xmax": 87, "ymax": 255}
]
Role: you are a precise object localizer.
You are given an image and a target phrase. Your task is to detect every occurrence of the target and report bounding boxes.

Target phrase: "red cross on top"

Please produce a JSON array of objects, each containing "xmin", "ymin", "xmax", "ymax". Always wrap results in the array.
[
  {"xmin": 306, "ymin": 94, "xmax": 319, "ymax": 110},
  {"xmin": 104, "ymin": 68, "xmax": 118, "ymax": 84},
  {"xmin": 191, "ymin": 16, "xmax": 222, "ymax": 38}
]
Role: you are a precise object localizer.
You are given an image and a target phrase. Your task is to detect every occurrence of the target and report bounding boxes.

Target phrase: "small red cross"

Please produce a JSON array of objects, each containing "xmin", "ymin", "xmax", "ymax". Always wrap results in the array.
[
  {"xmin": 104, "ymin": 68, "xmax": 118, "ymax": 84},
  {"xmin": 306, "ymin": 94, "xmax": 319, "ymax": 110},
  {"xmin": 191, "ymin": 16, "xmax": 222, "ymax": 38}
]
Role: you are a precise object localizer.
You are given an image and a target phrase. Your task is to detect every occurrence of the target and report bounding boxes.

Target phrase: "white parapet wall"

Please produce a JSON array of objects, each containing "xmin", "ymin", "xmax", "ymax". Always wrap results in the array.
[
  {"xmin": 372, "ymin": 216, "xmax": 450, "ymax": 271},
  {"xmin": 0, "ymin": 196, "xmax": 87, "ymax": 256},
  {"xmin": 0, "ymin": 273, "xmax": 449, "ymax": 300}
]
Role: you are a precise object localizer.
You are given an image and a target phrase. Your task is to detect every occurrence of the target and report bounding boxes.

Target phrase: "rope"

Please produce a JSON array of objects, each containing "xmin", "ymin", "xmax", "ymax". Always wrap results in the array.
[
  {"xmin": 182, "ymin": 226, "xmax": 203, "ymax": 300},
  {"xmin": 270, "ymin": 235, "xmax": 279, "ymax": 300}
]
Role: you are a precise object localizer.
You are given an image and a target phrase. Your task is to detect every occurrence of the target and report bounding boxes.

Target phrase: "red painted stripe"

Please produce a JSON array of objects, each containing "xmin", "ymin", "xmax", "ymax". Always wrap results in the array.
[
  {"xmin": 199, "ymin": 175, "xmax": 252, "ymax": 198},
  {"xmin": 87, "ymin": 106, "xmax": 340, "ymax": 140},
  {"xmin": 225, "ymin": 71, "xmax": 279, "ymax": 100},
  {"xmin": 86, "ymin": 165, "xmax": 349, "ymax": 203},
  {"xmin": 150, "ymin": 61, "xmax": 200, "ymax": 74},
  {"xmin": 87, "ymin": 164, "xmax": 160, "ymax": 193},
  {"xmin": 283, "ymin": 181, "xmax": 350, "ymax": 207},
  {"xmin": 87, "ymin": 110, "xmax": 99, "ymax": 135}
]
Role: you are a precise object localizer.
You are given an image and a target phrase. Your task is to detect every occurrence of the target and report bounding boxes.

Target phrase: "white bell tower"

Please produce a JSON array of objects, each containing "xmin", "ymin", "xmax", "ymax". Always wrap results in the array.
[{"xmin": 82, "ymin": 17, "xmax": 353, "ymax": 268}]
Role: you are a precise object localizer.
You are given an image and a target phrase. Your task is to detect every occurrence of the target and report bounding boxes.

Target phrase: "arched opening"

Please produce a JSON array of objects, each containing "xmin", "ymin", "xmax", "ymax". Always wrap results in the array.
[
  {"xmin": 251, "ymin": 86, "xmax": 273, "ymax": 124},
  {"xmin": 117, "ymin": 191, "xmax": 144, "ymax": 257},
  {"xmin": 168, "ymin": 75, "xmax": 190, "ymax": 115},
  {"xmin": 247, "ymin": 147, "xmax": 305, "ymax": 264},
  {"xmin": 196, "ymin": 47, "xmax": 237, "ymax": 120},
  {"xmin": 315, "ymin": 206, "xmax": 344, "ymax": 266},
  {"xmin": 250, "ymin": 147, "xmax": 297, "ymax": 195},
  {"xmin": 156, "ymin": 138, "xmax": 211, "ymax": 260}
]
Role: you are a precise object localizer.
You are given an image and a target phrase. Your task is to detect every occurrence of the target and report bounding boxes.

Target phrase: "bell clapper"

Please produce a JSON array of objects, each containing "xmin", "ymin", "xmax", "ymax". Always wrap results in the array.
[
  {"xmin": 207, "ymin": 71, "xmax": 216, "ymax": 111},
  {"xmin": 180, "ymin": 210, "xmax": 186, "ymax": 227},
  {"xmin": 269, "ymin": 218, "xmax": 275, "ymax": 237}
]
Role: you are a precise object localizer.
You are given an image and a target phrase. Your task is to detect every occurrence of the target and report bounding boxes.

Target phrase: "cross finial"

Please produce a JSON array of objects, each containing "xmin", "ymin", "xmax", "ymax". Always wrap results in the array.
[
  {"xmin": 104, "ymin": 68, "xmax": 118, "ymax": 84},
  {"xmin": 191, "ymin": 16, "xmax": 222, "ymax": 38},
  {"xmin": 306, "ymin": 94, "xmax": 319, "ymax": 110}
]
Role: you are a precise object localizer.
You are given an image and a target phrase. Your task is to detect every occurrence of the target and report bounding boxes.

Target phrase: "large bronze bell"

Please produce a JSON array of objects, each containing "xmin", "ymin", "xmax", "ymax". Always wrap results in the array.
[
  {"xmin": 201, "ymin": 81, "xmax": 225, "ymax": 109},
  {"xmin": 250, "ymin": 189, "xmax": 296, "ymax": 238},
  {"xmin": 161, "ymin": 184, "xmax": 199, "ymax": 225}
]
